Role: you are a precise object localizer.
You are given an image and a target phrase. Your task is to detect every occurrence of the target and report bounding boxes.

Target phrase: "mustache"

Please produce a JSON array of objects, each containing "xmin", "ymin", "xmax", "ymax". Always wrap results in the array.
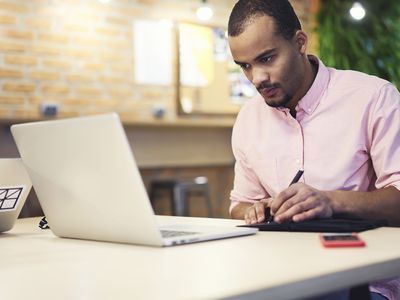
[{"xmin": 256, "ymin": 82, "xmax": 278, "ymax": 91}]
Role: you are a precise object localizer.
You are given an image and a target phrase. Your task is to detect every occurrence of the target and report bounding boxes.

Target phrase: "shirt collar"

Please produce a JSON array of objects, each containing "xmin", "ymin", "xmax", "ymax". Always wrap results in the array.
[{"xmin": 296, "ymin": 55, "xmax": 330, "ymax": 115}]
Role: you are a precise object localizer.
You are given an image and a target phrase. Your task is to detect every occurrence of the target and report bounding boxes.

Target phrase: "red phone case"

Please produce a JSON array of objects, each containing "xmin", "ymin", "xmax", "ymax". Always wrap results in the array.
[{"xmin": 319, "ymin": 233, "xmax": 365, "ymax": 248}]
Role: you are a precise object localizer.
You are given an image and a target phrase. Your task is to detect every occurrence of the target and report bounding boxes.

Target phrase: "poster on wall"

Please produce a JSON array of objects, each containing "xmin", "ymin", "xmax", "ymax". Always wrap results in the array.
[
  {"xmin": 177, "ymin": 22, "xmax": 255, "ymax": 114},
  {"xmin": 133, "ymin": 20, "xmax": 173, "ymax": 85},
  {"xmin": 213, "ymin": 27, "xmax": 228, "ymax": 62},
  {"xmin": 228, "ymin": 56, "xmax": 256, "ymax": 105},
  {"xmin": 178, "ymin": 23, "xmax": 214, "ymax": 87}
]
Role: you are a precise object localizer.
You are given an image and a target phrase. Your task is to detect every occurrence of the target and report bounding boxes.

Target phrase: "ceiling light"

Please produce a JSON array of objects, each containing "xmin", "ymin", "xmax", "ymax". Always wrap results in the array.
[
  {"xmin": 196, "ymin": 0, "xmax": 213, "ymax": 21},
  {"xmin": 350, "ymin": 2, "xmax": 366, "ymax": 20},
  {"xmin": 98, "ymin": 0, "xmax": 112, "ymax": 3}
]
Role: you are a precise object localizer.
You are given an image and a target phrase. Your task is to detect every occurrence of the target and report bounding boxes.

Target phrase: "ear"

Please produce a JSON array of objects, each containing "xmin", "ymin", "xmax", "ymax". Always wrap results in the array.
[{"xmin": 293, "ymin": 30, "xmax": 308, "ymax": 55}]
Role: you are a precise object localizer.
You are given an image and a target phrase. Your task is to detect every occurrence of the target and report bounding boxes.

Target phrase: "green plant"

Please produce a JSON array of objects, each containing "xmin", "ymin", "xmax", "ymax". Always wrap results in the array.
[{"xmin": 316, "ymin": 0, "xmax": 400, "ymax": 87}]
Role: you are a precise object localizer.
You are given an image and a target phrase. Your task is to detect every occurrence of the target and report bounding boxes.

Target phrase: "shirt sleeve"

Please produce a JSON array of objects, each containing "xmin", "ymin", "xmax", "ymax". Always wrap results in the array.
[
  {"xmin": 229, "ymin": 118, "xmax": 270, "ymax": 214},
  {"xmin": 368, "ymin": 83, "xmax": 400, "ymax": 191}
]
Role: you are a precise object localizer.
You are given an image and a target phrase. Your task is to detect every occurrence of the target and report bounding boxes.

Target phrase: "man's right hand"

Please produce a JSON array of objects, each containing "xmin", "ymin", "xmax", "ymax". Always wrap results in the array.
[{"xmin": 244, "ymin": 199, "xmax": 272, "ymax": 224}]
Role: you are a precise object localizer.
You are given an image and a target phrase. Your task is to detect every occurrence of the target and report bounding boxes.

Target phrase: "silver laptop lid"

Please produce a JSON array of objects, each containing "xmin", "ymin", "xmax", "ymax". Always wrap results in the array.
[
  {"xmin": 0, "ymin": 158, "xmax": 32, "ymax": 232},
  {"xmin": 11, "ymin": 113, "xmax": 163, "ymax": 246}
]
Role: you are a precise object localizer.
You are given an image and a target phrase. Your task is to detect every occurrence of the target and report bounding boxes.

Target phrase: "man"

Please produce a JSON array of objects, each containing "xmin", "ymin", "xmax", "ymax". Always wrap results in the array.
[{"xmin": 227, "ymin": 0, "xmax": 400, "ymax": 299}]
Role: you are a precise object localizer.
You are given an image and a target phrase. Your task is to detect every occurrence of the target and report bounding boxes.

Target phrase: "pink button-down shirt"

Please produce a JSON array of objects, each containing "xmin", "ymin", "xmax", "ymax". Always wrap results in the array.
[
  {"xmin": 231, "ymin": 56, "xmax": 400, "ymax": 206},
  {"xmin": 230, "ymin": 56, "xmax": 400, "ymax": 299}
]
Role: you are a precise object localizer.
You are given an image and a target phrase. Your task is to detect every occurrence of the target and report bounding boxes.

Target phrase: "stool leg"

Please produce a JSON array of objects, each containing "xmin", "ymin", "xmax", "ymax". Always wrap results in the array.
[
  {"xmin": 165, "ymin": 186, "xmax": 173, "ymax": 216},
  {"xmin": 173, "ymin": 184, "xmax": 187, "ymax": 216},
  {"xmin": 182, "ymin": 188, "xmax": 189, "ymax": 216},
  {"xmin": 204, "ymin": 187, "xmax": 213, "ymax": 217}
]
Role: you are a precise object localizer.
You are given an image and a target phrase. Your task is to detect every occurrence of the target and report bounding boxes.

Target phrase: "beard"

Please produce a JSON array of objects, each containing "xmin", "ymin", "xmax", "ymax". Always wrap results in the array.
[
  {"xmin": 263, "ymin": 93, "xmax": 292, "ymax": 108},
  {"xmin": 257, "ymin": 82, "xmax": 292, "ymax": 108}
]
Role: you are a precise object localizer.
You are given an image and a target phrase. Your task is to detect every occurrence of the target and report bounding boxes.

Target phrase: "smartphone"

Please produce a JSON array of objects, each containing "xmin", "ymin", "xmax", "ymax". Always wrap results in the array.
[{"xmin": 319, "ymin": 233, "xmax": 365, "ymax": 248}]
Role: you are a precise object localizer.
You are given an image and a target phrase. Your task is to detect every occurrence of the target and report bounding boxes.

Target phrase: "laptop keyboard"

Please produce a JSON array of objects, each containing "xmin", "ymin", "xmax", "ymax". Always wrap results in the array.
[{"xmin": 161, "ymin": 230, "xmax": 199, "ymax": 238}]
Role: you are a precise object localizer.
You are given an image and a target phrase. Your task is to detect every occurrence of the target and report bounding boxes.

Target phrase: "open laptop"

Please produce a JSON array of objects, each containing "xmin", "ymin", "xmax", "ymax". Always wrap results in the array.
[
  {"xmin": 11, "ymin": 113, "xmax": 257, "ymax": 246},
  {"xmin": 0, "ymin": 158, "xmax": 32, "ymax": 233}
]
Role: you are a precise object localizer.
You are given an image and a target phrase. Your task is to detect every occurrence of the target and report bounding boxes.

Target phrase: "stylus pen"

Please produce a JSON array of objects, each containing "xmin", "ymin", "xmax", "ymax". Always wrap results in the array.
[{"xmin": 266, "ymin": 169, "xmax": 304, "ymax": 223}]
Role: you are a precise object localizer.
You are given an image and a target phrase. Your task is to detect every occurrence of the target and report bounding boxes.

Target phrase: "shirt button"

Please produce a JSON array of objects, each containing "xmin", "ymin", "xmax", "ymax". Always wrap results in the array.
[
  {"xmin": 307, "ymin": 108, "xmax": 312, "ymax": 112},
  {"xmin": 295, "ymin": 159, "xmax": 300, "ymax": 164}
]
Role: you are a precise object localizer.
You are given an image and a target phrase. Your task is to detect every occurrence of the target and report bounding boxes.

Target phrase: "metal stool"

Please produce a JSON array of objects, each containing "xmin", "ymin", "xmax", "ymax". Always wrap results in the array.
[{"xmin": 149, "ymin": 176, "xmax": 213, "ymax": 217}]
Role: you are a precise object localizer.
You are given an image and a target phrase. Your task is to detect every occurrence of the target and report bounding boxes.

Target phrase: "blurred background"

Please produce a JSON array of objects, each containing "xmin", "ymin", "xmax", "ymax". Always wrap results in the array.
[{"xmin": 0, "ymin": 0, "xmax": 398, "ymax": 219}]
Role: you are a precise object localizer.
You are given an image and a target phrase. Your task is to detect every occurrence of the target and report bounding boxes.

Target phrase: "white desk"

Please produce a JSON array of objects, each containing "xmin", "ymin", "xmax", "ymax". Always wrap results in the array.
[{"xmin": 1, "ymin": 217, "xmax": 400, "ymax": 300}]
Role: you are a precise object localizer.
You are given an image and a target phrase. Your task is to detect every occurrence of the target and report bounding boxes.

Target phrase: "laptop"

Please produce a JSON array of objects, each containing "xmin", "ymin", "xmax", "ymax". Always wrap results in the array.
[
  {"xmin": 0, "ymin": 158, "xmax": 32, "ymax": 233},
  {"xmin": 11, "ymin": 113, "xmax": 257, "ymax": 246}
]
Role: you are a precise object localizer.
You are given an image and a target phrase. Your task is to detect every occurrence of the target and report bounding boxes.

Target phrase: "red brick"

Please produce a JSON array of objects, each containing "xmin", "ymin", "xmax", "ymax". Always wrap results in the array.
[
  {"xmin": 30, "ymin": 71, "xmax": 60, "ymax": 80},
  {"xmin": 25, "ymin": 18, "xmax": 52, "ymax": 29},
  {"xmin": 5, "ymin": 30, "xmax": 33, "ymax": 40},
  {"xmin": 0, "ymin": 43, "xmax": 25, "ymax": 52},
  {"xmin": 0, "ymin": 96, "xmax": 24, "ymax": 104},
  {"xmin": 0, "ymin": 69, "xmax": 23, "ymax": 78},
  {"xmin": 75, "ymin": 87, "xmax": 103, "ymax": 96},
  {"xmin": 0, "ymin": 2, "xmax": 28, "ymax": 13},
  {"xmin": 0, "ymin": 15, "xmax": 16, "ymax": 24},
  {"xmin": 42, "ymin": 59, "xmax": 71, "ymax": 69},
  {"xmin": 3, "ymin": 83, "xmax": 35, "ymax": 93},
  {"xmin": 42, "ymin": 85, "xmax": 69, "ymax": 94},
  {"xmin": 66, "ymin": 74, "xmax": 94, "ymax": 82},
  {"xmin": 31, "ymin": 45, "xmax": 61, "ymax": 55},
  {"xmin": 38, "ymin": 33, "xmax": 69, "ymax": 44},
  {"xmin": 5, "ymin": 55, "xmax": 37, "ymax": 66}
]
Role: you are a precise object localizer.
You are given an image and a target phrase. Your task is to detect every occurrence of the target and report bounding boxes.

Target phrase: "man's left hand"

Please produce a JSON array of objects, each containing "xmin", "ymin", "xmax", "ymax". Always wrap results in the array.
[{"xmin": 270, "ymin": 183, "xmax": 333, "ymax": 223}]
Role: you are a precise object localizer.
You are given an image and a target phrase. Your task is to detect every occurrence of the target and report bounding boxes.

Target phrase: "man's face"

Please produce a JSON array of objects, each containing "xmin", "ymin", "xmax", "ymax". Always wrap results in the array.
[{"xmin": 228, "ymin": 16, "xmax": 307, "ymax": 109}]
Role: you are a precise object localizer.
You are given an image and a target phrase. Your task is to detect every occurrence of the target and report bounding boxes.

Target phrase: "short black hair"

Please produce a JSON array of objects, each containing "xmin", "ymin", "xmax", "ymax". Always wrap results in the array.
[{"xmin": 228, "ymin": 0, "xmax": 302, "ymax": 39}]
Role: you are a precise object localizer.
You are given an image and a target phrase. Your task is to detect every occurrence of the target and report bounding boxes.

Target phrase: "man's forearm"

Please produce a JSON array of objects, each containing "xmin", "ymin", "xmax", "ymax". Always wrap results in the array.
[
  {"xmin": 232, "ymin": 187, "xmax": 400, "ymax": 226},
  {"xmin": 327, "ymin": 186, "xmax": 400, "ymax": 226}
]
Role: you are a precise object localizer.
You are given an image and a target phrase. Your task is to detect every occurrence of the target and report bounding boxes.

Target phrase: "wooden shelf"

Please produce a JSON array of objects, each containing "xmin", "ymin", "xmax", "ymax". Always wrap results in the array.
[
  {"xmin": 0, "ymin": 114, "xmax": 236, "ymax": 128},
  {"xmin": 121, "ymin": 117, "xmax": 235, "ymax": 128}
]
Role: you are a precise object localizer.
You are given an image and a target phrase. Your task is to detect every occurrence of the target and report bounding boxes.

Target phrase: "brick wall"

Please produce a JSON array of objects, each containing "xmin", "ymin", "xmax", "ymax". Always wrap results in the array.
[{"xmin": 0, "ymin": 0, "xmax": 317, "ymax": 124}]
